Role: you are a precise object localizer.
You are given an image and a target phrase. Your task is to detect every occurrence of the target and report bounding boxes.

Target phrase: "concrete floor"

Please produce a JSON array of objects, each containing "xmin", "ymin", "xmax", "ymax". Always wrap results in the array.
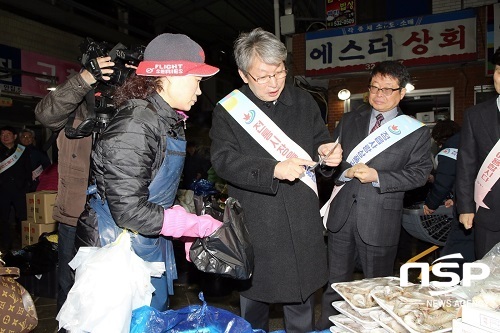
[{"xmin": 15, "ymin": 229, "xmax": 431, "ymax": 333}]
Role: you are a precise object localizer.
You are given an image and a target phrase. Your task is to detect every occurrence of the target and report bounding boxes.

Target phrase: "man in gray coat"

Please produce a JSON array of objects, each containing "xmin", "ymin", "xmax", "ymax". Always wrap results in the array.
[{"xmin": 210, "ymin": 28, "xmax": 342, "ymax": 333}]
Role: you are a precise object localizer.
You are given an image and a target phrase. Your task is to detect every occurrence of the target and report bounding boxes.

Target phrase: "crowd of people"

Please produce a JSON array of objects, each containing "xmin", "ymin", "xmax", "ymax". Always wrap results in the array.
[{"xmin": 0, "ymin": 27, "xmax": 499, "ymax": 333}]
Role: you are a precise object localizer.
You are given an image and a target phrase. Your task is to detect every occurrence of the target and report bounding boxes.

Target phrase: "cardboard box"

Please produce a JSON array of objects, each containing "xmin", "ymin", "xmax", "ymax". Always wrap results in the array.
[
  {"xmin": 21, "ymin": 220, "xmax": 57, "ymax": 247},
  {"xmin": 459, "ymin": 304, "xmax": 500, "ymax": 333},
  {"xmin": 26, "ymin": 191, "xmax": 57, "ymax": 224},
  {"xmin": 21, "ymin": 220, "xmax": 31, "ymax": 248},
  {"xmin": 453, "ymin": 318, "xmax": 491, "ymax": 333}
]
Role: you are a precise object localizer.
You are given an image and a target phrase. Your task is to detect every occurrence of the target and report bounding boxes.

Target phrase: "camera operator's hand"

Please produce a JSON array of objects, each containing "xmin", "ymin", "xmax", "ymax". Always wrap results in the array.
[{"xmin": 81, "ymin": 56, "xmax": 115, "ymax": 85}]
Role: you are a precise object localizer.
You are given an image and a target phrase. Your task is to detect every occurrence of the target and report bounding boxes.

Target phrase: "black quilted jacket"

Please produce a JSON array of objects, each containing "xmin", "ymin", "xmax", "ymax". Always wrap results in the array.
[{"xmin": 75, "ymin": 93, "xmax": 186, "ymax": 247}]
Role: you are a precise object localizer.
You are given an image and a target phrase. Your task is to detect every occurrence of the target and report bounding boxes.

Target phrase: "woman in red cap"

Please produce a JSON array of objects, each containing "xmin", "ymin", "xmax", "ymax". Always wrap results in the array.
[{"xmin": 74, "ymin": 33, "xmax": 222, "ymax": 311}]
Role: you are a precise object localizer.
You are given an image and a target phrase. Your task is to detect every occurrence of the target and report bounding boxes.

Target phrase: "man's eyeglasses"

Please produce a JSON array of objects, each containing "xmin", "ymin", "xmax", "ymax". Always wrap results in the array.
[
  {"xmin": 368, "ymin": 85, "xmax": 402, "ymax": 96},
  {"xmin": 246, "ymin": 69, "xmax": 288, "ymax": 84}
]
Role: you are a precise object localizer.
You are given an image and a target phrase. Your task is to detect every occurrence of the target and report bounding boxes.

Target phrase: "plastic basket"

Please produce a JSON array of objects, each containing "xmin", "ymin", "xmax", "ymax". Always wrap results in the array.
[{"xmin": 402, "ymin": 203, "xmax": 453, "ymax": 246}]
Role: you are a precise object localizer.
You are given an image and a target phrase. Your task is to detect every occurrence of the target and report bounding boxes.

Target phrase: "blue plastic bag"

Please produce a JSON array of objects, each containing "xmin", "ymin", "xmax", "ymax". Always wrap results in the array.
[
  {"xmin": 189, "ymin": 179, "xmax": 218, "ymax": 197},
  {"xmin": 130, "ymin": 292, "xmax": 264, "ymax": 333}
]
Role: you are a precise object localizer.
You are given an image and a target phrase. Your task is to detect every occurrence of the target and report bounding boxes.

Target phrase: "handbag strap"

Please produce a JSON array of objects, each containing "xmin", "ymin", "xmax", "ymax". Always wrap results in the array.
[{"xmin": 0, "ymin": 266, "xmax": 21, "ymax": 278}]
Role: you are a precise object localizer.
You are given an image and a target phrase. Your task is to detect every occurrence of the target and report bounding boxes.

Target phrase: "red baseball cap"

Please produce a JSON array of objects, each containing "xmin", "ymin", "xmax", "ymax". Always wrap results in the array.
[{"xmin": 136, "ymin": 33, "xmax": 219, "ymax": 77}]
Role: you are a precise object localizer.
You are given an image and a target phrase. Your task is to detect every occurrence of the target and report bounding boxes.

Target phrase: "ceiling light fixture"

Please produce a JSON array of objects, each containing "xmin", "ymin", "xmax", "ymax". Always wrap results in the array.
[{"xmin": 338, "ymin": 89, "xmax": 351, "ymax": 101}]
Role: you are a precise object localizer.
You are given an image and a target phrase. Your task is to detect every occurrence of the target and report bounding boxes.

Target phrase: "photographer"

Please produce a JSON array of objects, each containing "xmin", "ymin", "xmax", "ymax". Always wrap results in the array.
[{"xmin": 34, "ymin": 55, "xmax": 117, "ymax": 321}]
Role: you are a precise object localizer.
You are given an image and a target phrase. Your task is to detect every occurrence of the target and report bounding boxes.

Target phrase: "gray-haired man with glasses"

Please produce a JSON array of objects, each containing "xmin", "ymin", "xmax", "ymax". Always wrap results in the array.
[
  {"xmin": 316, "ymin": 60, "xmax": 432, "ymax": 329},
  {"xmin": 210, "ymin": 27, "xmax": 342, "ymax": 333}
]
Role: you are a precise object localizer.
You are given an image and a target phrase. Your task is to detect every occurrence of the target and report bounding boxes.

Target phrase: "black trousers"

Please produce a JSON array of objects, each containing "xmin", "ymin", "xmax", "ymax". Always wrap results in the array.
[
  {"xmin": 316, "ymin": 205, "xmax": 397, "ymax": 330},
  {"xmin": 475, "ymin": 224, "xmax": 500, "ymax": 260},
  {"xmin": 240, "ymin": 293, "xmax": 316, "ymax": 333}
]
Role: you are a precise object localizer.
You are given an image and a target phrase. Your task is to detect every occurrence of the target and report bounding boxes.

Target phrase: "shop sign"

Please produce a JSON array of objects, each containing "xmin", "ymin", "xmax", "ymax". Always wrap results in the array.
[
  {"xmin": 326, "ymin": 0, "xmax": 355, "ymax": 29},
  {"xmin": 0, "ymin": 84, "xmax": 21, "ymax": 94},
  {"xmin": 21, "ymin": 50, "xmax": 80, "ymax": 97},
  {"xmin": 0, "ymin": 44, "xmax": 22, "ymax": 90},
  {"xmin": 400, "ymin": 253, "xmax": 490, "ymax": 296},
  {"xmin": 306, "ymin": 9, "xmax": 476, "ymax": 76},
  {"xmin": 0, "ymin": 97, "xmax": 13, "ymax": 107}
]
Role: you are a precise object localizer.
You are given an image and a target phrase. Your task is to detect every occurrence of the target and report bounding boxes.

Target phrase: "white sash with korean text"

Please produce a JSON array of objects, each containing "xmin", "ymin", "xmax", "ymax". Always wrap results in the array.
[
  {"xmin": 0, "ymin": 144, "xmax": 25, "ymax": 174},
  {"xmin": 435, "ymin": 148, "xmax": 458, "ymax": 167},
  {"xmin": 320, "ymin": 115, "xmax": 425, "ymax": 226},
  {"xmin": 474, "ymin": 139, "xmax": 500, "ymax": 211},
  {"xmin": 219, "ymin": 89, "xmax": 318, "ymax": 196}
]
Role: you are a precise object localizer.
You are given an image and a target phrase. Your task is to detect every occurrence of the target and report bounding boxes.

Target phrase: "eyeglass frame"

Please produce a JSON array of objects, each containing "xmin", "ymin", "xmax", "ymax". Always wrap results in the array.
[
  {"xmin": 246, "ymin": 69, "xmax": 288, "ymax": 84},
  {"xmin": 367, "ymin": 85, "xmax": 403, "ymax": 96}
]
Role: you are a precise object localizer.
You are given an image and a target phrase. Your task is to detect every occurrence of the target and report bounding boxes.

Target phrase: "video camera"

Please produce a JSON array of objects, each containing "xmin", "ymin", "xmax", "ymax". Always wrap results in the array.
[
  {"xmin": 65, "ymin": 38, "xmax": 145, "ymax": 139},
  {"xmin": 79, "ymin": 37, "xmax": 144, "ymax": 87}
]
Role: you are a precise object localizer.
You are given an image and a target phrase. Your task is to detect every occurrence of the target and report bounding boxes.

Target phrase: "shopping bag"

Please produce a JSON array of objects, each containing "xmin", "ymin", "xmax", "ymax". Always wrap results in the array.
[
  {"xmin": 189, "ymin": 197, "xmax": 254, "ymax": 280},
  {"xmin": 130, "ymin": 292, "xmax": 264, "ymax": 333},
  {"xmin": 57, "ymin": 231, "xmax": 165, "ymax": 333},
  {"xmin": 0, "ymin": 254, "xmax": 38, "ymax": 333}
]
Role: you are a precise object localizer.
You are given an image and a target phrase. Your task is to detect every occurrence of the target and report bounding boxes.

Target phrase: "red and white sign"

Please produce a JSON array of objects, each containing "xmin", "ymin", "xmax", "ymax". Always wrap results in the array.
[
  {"xmin": 21, "ymin": 50, "xmax": 80, "ymax": 97},
  {"xmin": 306, "ymin": 9, "xmax": 476, "ymax": 76}
]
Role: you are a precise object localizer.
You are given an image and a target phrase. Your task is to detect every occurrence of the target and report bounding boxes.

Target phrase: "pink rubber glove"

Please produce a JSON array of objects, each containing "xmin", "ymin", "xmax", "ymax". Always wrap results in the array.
[{"xmin": 161, "ymin": 205, "xmax": 223, "ymax": 261}]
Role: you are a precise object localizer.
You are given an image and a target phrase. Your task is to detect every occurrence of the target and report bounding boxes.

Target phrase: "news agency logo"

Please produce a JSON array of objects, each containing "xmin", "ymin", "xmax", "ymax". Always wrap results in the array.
[{"xmin": 400, "ymin": 253, "xmax": 490, "ymax": 296}]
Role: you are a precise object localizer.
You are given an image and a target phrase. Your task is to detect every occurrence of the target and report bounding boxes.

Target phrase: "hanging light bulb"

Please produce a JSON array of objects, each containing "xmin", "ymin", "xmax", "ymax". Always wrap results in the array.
[
  {"xmin": 47, "ymin": 77, "xmax": 58, "ymax": 91},
  {"xmin": 338, "ymin": 89, "xmax": 351, "ymax": 101}
]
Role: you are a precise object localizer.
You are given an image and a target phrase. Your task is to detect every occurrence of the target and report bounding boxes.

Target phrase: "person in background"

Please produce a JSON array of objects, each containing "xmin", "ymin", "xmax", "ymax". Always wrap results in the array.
[
  {"xmin": 18, "ymin": 128, "xmax": 51, "ymax": 192},
  {"xmin": 423, "ymin": 119, "xmax": 461, "ymax": 215},
  {"xmin": 0, "ymin": 126, "xmax": 32, "ymax": 251},
  {"xmin": 181, "ymin": 141, "xmax": 211, "ymax": 189},
  {"xmin": 317, "ymin": 61, "xmax": 433, "ymax": 329},
  {"xmin": 35, "ymin": 55, "xmax": 117, "ymax": 325},
  {"xmin": 210, "ymin": 27, "xmax": 342, "ymax": 333},
  {"xmin": 423, "ymin": 119, "xmax": 475, "ymax": 276},
  {"xmin": 74, "ymin": 33, "xmax": 222, "ymax": 312},
  {"xmin": 456, "ymin": 47, "xmax": 500, "ymax": 260}
]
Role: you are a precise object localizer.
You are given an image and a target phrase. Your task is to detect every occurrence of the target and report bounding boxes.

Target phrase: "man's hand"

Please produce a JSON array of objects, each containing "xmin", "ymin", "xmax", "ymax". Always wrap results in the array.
[
  {"xmin": 317, "ymin": 143, "xmax": 343, "ymax": 167},
  {"xmin": 274, "ymin": 158, "xmax": 315, "ymax": 181},
  {"xmin": 459, "ymin": 213, "xmax": 474, "ymax": 229},
  {"xmin": 80, "ymin": 56, "xmax": 115, "ymax": 85},
  {"xmin": 444, "ymin": 199, "xmax": 454, "ymax": 208},
  {"xmin": 423, "ymin": 205, "xmax": 435, "ymax": 216},
  {"xmin": 346, "ymin": 163, "xmax": 379, "ymax": 183}
]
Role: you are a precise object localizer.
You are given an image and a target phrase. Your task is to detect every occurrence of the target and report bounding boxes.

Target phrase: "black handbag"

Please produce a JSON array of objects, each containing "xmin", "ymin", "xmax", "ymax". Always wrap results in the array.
[{"xmin": 189, "ymin": 197, "xmax": 254, "ymax": 280}]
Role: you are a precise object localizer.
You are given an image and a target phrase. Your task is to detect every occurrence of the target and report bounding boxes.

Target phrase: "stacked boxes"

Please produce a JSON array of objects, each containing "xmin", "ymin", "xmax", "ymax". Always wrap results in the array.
[
  {"xmin": 23, "ymin": 191, "xmax": 58, "ymax": 247},
  {"xmin": 453, "ymin": 304, "xmax": 500, "ymax": 332}
]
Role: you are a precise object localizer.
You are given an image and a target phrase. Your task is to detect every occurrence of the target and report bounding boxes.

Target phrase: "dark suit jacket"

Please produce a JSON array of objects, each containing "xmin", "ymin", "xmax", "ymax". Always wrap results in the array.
[
  {"xmin": 326, "ymin": 105, "xmax": 433, "ymax": 246},
  {"xmin": 456, "ymin": 98, "xmax": 500, "ymax": 231}
]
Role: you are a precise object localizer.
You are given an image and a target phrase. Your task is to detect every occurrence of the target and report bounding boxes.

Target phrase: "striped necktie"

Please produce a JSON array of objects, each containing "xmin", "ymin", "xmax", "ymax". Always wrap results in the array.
[{"xmin": 370, "ymin": 113, "xmax": 384, "ymax": 133}]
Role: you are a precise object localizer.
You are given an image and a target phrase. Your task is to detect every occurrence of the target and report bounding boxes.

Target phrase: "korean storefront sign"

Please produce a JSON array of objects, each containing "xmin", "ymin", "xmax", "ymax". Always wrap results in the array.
[
  {"xmin": 22, "ymin": 50, "xmax": 80, "ymax": 97},
  {"xmin": 0, "ymin": 43, "xmax": 80, "ymax": 97},
  {"xmin": 306, "ymin": 9, "xmax": 476, "ymax": 76},
  {"xmin": 326, "ymin": 0, "xmax": 355, "ymax": 29}
]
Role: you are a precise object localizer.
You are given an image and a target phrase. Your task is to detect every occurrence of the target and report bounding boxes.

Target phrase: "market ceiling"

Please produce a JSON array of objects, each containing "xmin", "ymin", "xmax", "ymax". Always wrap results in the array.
[{"xmin": 0, "ymin": 0, "xmax": 325, "ymax": 58}]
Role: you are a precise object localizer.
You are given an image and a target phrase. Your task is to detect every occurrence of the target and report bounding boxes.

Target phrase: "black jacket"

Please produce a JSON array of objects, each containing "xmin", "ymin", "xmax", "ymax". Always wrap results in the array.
[
  {"xmin": 210, "ymin": 84, "xmax": 331, "ymax": 303},
  {"xmin": 0, "ymin": 144, "xmax": 32, "ymax": 192},
  {"xmin": 76, "ymin": 93, "xmax": 186, "ymax": 248},
  {"xmin": 425, "ymin": 133, "xmax": 460, "ymax": 210}
]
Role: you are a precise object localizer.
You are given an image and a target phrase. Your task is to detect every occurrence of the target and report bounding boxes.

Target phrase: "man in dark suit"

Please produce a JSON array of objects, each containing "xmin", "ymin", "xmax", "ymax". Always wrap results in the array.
[
  {"xmin": 316, "ymin": 61, "xmax": 433, "ymax": 329},
  {"xmin": 0, "ymin": 126, "xmax": 32, "ymax": 251},
  {"xmin": 456, "ymin": 48, "xmax": 500, "ymax": 260}
]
